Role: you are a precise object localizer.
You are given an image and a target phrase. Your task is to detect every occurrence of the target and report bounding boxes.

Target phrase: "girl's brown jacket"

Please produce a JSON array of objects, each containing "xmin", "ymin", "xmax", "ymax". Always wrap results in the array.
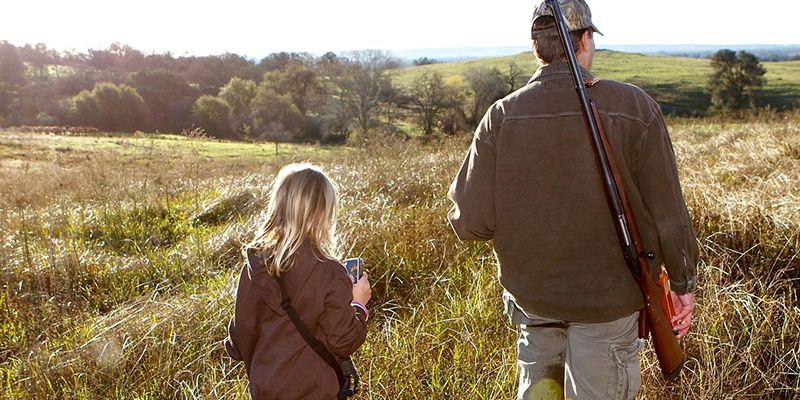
[{"xmin": 225, "ymin": 242, "xmax": 368, "ymax": 399}]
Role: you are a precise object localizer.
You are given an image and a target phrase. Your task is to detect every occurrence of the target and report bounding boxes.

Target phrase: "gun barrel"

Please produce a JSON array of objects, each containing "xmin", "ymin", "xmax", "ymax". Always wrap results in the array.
[{"xmin": 547, "ymin": 0, "xmax": 686, "ymax": 380}]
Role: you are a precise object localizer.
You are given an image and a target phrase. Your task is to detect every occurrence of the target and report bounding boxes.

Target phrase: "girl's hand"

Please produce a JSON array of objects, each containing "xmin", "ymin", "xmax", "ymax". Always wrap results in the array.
[{"xmin": 352, "ymin": 272, "xmax": 371, "ymax": 305}]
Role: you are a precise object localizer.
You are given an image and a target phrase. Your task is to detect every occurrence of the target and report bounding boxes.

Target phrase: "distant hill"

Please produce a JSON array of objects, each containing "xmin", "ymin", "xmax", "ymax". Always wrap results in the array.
[
  {"xmin": 390, "ymin": 44, "xmax": 800, "ymax": 63},
  {"xmin": 603, "ymin": 44, "xmax": 800, "ymax": 61},
  {"xmin": 389, "ymin": 50, "xmax": 800, "ymax": 115},
  {"xmin": 390, "ymin": 47, "xmax": 531, "ymax": 62}
]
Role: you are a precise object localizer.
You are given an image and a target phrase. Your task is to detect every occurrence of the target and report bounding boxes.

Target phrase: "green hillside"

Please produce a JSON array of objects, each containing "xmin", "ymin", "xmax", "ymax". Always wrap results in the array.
[{"xmin": 391, "ymin": 50, "xmax": 800, "ymax": 115}]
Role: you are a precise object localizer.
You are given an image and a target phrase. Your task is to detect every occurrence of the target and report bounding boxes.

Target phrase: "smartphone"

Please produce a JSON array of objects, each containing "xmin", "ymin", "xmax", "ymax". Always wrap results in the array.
[{"xmin": 344, "ymin": 257, "xmax": 362, "ymax": 284}]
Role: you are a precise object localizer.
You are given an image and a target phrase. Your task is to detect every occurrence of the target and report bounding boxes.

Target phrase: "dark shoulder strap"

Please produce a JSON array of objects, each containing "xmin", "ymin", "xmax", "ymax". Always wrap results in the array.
[{"xmin": 273, "ymin": 275, "xmax": 346, "ymax": 388}]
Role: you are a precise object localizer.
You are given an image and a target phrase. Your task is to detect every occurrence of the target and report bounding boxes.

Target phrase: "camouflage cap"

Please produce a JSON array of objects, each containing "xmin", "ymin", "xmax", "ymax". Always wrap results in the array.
[{"xmin": 531, "ymin": 0, "xmax": 603, "ymax": 39}]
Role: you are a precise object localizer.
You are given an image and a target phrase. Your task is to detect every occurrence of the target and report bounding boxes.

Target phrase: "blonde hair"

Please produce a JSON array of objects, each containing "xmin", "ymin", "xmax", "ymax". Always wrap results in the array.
[{"xmin": 248, "ymin": 163, "xmax": 338, "ymax": 276}]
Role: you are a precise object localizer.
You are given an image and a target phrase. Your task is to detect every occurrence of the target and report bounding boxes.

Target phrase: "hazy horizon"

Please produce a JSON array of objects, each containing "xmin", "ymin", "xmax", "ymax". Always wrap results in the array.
[
  {"xmin": 2, "ymin": 38, "xmax": 799, "ymax": 62},
  {"xmin": 2, "ymin": 0, "xmax": 799, "ymax": 59}
]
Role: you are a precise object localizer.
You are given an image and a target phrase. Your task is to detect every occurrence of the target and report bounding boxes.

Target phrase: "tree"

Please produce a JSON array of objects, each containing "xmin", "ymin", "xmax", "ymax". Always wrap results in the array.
[
  {"xmin": 109, "ymin": 42, "xmax": 145, "ymax": 73},
  {"xmin": 259, "ymin": 52, "xmax": 313, "ymax": 72},
  {"xmin": 219, "ymin": 77, "xmax": 258, "ymax": 114},
  {"xmin": 191, "ymin": 95, "xmax": 233, "ymax": 138},
  {"xmin": 71, "ymin": 82, "xmax": 150, "ymax": 132},
  {"xmin": 413, "ymin": 57, "xmax": 437, "ymax": 66},
  {"xmin": 219, "ymin": 77, "xmax": 258, "ymax": 136},
  {"xmin": 10, "ymin": 80, "xmax": 59, "ymax": 125},
  {"xmin": 407, "ymin": 72, "xmax": 461, "ymax": 135},
  {"xmin": 186, "ymin": 57, "xmax": 227, "ymax": 95},
  {"xmin": 316, "ymin": 52, "xmax": 346, "ymax": 80},
  {"xmin": 218, "ymin": 52, "xmax": 261, "ymax": 82},
  {"xmin": 132, "ymin": 69, "xmax": 198, "ymax": 132},
  {"xmin": 55, "ymin": 68, "xmax": 117, "ymax": 98},
  {"xmin": 464, "ymin": 66, "xmax": 508, "ymax": 125},
  {"xmin": 254, "ymin": 62, "xmax": 331, "ymax": 140},
  {"xmin": 86, "ymin": 43, "xmax": 146, "ymax": 75},
  {"xmin": 261, "ymin": 63, "xmax": 324, "ymax": 115},
  {"xmin": 337, "ymin": 50, "xmax": 397, "ymax": 133},
  {"xmin": 0, "ymin": 41, "xmax": 25, "ymax": 125},
  {"xmin": 503, "ymin": 62, "xmax": 527, "ymax": 94},
  {"xmin": 19, "ymin": 43, "xmax": 58, "ymax": 81},
  {"xmin": 706, "ymin": 49, "xmax": 767, "ymax": 113},
  {"xmin": 250, "ymin": 85, "xmax": 306, "ymax": 141},
  {"xmin": 185, "ymin": 53, "xmax": 257, "ymax": 96}
]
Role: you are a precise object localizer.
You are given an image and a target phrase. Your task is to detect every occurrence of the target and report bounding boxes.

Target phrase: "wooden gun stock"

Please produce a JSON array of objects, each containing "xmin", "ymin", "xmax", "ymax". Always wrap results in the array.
[{"xmin": 643, "ymin": 269, "xmax": 686, "ymax": 380}]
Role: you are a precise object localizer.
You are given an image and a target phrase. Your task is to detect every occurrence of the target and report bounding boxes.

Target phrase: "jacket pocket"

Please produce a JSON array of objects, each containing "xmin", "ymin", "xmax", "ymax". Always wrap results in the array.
[
  {"xmin": 224, "ymin": 320, "xmax": 242, "ymax": 361},
  {"xmin": 608, "ymin": 339, "xmax": 644, "ymax": 400},
  {"xmin": 503, "ymin": 291, "xmax": 530, "ymax": 325}
]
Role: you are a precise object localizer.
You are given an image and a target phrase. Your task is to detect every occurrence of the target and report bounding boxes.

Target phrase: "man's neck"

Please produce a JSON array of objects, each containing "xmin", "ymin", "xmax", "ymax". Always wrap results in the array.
[
  {"xmin": 543, "ymin": 57, "xmax": 592, "ymax": 72},
  {"xmin": 576, "ymin": 52, "xmax": 593, "ymax": 71}
]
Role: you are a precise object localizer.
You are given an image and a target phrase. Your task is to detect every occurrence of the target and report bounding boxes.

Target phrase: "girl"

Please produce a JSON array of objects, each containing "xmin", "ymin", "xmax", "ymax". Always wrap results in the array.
[{"xmin": 225, "ymin": 163, "xmax": 371, "ymax": 400}]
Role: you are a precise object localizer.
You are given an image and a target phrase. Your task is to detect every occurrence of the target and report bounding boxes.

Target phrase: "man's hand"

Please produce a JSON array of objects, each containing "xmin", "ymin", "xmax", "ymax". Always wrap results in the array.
[{"xmin": 670, "ymin": 291, "xmax": 694, "ymax": 339}]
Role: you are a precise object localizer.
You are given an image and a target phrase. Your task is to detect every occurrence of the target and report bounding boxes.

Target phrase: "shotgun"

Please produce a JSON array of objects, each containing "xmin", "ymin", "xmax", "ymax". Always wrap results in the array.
[{"xmin": 547, "ymin": 0, "xmax": 686, "ymax": 381}]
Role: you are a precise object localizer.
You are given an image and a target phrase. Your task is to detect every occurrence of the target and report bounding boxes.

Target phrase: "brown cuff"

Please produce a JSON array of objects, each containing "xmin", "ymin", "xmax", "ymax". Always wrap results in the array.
[{"xmin": 670, "ymin": 276, "xmax": 697, "ymax": 295}]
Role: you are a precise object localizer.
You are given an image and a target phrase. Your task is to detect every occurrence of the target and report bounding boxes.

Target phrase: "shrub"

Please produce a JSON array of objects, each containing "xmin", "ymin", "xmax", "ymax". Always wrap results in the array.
[
  {"xmin": 191, "ymin": 95, "xmax": 234, "ymax": 138},
  {"xmin": 71, "ymin": 82, "xmax": 150, "ymax": 132}
]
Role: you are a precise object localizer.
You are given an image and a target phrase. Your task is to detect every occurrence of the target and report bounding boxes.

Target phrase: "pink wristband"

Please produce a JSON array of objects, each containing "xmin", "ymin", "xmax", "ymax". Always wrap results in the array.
[{"xmin": 351, "ymin": 302, "xmax": 368, "ymax": 321}]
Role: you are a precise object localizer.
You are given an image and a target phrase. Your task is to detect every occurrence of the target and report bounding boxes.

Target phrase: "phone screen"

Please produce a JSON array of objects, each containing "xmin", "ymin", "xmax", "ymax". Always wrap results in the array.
[{"xmin": 344, "ymin": 258, "xmax": 362, "ymax": 283}]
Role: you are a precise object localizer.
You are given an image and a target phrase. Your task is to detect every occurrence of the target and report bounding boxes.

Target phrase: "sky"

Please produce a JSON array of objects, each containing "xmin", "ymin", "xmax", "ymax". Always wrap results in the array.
[{"xmin": 2, "ymin": 0, "xmax": 799, "ymax": 58}]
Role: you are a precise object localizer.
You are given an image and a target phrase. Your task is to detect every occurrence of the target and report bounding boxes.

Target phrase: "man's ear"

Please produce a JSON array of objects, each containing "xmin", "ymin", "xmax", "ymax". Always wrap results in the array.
[{"xmin": 577, "ymin": 30, "xmax": 593, "ymax": 54}]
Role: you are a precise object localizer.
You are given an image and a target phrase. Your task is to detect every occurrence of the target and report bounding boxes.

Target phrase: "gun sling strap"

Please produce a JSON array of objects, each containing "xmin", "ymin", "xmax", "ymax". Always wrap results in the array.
[{"xmin": 273, "ymin": 277, "xmax": 347, "ymax": 389}]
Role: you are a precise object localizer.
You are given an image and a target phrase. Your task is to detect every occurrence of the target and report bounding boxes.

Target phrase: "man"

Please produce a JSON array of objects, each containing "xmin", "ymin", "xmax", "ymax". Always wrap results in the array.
[{"xmin": 446, "ymin": 1, "xmax": 698, "ymax": 399}]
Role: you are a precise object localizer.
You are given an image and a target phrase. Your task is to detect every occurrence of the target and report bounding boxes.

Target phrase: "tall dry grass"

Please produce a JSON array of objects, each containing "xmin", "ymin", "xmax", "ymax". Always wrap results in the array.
[{"xmin": 1, "ymin": 114, "xmax": 799, "ymax": 399}]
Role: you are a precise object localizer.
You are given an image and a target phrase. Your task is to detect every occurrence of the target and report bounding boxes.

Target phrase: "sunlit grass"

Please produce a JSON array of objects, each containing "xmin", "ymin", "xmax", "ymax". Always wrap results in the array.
[
  {"xmin": 2, "ymin": 113, "xmax": 799, "ymax": 398},
  {"xmin": 0, "ymin": 130, "xmax": 326, "ymax": 164}
]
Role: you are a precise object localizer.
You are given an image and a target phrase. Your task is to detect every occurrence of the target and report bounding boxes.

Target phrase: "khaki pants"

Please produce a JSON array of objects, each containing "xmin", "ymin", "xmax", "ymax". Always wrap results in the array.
[{"xmin": 505, "ymin": 294, "xmax": 644, "ymax": 400}]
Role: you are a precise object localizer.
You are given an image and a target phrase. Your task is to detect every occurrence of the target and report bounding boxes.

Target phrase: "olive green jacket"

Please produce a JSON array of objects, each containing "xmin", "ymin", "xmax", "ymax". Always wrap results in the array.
[{"xmin": 448, "ymin": 62, "xmax": 698, "ymax": 323}]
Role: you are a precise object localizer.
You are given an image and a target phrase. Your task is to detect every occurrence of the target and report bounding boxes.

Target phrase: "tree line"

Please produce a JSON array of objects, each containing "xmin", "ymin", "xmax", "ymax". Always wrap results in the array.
[
  {"xmin": 0, "ymin": 41, "xmax": 770, "ymax": 140},
  {"xmin": 0, "ymin": 41, "xmax": 528, "ymax": 141}
]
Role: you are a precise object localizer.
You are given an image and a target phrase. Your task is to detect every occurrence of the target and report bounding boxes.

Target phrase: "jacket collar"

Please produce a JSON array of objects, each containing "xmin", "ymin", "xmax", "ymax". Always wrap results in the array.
[
  {"xmin": 244, "ymin": 240, "xmax": 319, "ymax": 315},
  {"xmin": 528, "ymin": 62, "xmax": 595, "ymax": 85}
]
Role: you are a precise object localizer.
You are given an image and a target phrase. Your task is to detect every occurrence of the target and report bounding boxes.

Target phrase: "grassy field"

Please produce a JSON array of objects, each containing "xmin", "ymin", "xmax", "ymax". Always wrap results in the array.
[
  {"xmin": 1, "ymin": 113, "xmax": 799, "ymax": 399},
  {"xmin": 0, "ymin": 131, "xmax": 328, "ymax": 165},
  {"xmin": 390, "ymin": 50, "xmax": 800, "ymax": 115}
]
